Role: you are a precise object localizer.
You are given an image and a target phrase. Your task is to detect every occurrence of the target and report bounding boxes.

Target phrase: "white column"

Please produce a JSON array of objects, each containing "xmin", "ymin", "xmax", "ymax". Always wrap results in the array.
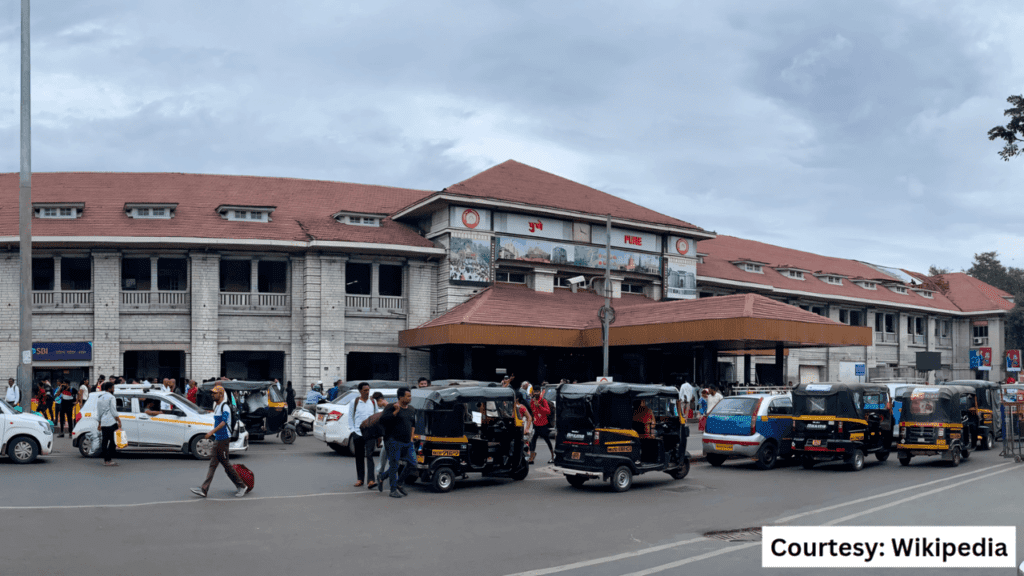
[{"xmin": 150, "ymin": 256, "xmax": 159, "ymax": 292}]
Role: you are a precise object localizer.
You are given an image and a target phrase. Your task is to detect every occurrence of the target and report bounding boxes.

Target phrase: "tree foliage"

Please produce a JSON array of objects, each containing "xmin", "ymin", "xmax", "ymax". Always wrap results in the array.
[
  {"xmin": 988, "ymin": 95, "xmax": 1024, "ymax": 161},
  {"xmin": 927, "ymin": 265, "xmax": 950, "ymax": 276},
  {"xmin": 965, "ymin": 252, "xmax": 1024, "ymax": 349}
]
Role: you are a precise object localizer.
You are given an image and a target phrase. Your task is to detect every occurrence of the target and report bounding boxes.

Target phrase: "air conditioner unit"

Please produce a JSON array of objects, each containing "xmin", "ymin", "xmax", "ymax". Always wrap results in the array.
[{"xmin": 973, "ymin": 337, "xmax": 985, "ymax": 346}]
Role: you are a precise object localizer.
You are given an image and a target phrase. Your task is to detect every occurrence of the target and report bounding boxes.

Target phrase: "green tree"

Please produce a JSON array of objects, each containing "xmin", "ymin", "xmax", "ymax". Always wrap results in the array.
[
  {"xmin": 988, "ymin": 94, "xmax": 1024, "ymax": 161},
  {"xmin": 966, "ymin": 251, "xmax": 1024, "ymax": 350},
  {"xmin": 927, "ymin": 265, "xmax": 950, "ymax": 276},
  {"xmin": 967, "ymin": 252, "xmax": 1012, "ymax": 293}
]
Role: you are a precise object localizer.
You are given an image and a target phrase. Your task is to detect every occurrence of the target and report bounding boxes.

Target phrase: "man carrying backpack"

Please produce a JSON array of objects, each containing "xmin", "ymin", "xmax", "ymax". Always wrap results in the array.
[{"xmin": 348, "ymin": 382, "xmax": 377, "ymax": 488}]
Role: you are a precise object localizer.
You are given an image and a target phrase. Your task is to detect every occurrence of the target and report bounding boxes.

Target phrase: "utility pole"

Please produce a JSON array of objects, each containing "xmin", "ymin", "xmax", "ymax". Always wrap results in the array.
[
  {"xmin": 600, "ymin": 215, "xmax": 614, "ymax": 378},
  {"xmin": 18, "ymin": 0, "xmax": 32, "ymax": 410}
]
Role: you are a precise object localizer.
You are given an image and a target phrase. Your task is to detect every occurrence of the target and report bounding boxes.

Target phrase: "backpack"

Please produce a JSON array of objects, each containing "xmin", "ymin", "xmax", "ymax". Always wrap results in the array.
[{"xmin": 360, "ymin": 410, "xmax": 386, "ymax": 440}]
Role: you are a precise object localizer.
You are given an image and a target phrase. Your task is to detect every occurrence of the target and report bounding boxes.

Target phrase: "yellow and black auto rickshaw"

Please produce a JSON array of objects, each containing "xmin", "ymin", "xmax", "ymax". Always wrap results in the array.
[
  {"xmin": 551, "ymin": 383, "xmax": 689, "ymax": 492},
  {"xmin": 896, "ymin": 385, "xmax": 979, "ymax": 467},
  {"xmin": 942, "ymin": 380, "xmax": 1001, "ymax": 449},
  {"xmin": 410, "ymin": 385, "xmax": 529, "ymax": 493},
  {"xmin": 200, "ymin": 380, "xmax": 296, "ymax": 444},
  {"xmin": 792, "ymin": 382, "xmax": 893, "ymax": 471}
]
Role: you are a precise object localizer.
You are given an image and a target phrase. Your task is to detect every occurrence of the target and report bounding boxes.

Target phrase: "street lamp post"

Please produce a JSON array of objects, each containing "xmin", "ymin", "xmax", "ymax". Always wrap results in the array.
[{"xmin": 18, "ymin": 0, "xmax": 32, "ymax": 410}]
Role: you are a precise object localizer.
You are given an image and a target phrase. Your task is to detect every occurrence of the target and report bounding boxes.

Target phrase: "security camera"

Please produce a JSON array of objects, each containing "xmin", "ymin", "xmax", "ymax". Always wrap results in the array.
[{"xmin": 568, "ymin": 275, "xmax": 586, "ymax": 285}]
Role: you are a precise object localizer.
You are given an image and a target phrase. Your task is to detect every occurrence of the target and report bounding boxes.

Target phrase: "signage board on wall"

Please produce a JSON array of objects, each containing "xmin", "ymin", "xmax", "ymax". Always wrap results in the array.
[
  {"xmin": 592, "ymin": 226, "xmax": 662, "ymax": 253},
  {"xmin": 668, "ymin": 235, "xmax": 696, "ymax": 257},
  {"xmin": 449, "ymin": 231, "xmax": 492, "ymax": 286},
  {"xmin": 449, "ymin": 206, "xmax": 492, "ymax": 231},
  {"xmin": 663, "ymin": 256, "xmax": 697, "ymax": 300},
  {"xmin": 494, "ymin": 236, "xmax": 661, "ymax": 275},
  {"xmin": 1007, "ymin": 350, "xmax": 1021, "ymax": 372},
  {"xmin": 33, "ymin": 342, "xmax": 92, "ymax": 362},
  {"xmin": 493, "ymin": 213, "xmax": 572, "ymax": 241},
  {"xmin": 970, "ymin": 348, "xmax": 993, "ymax": 371}
]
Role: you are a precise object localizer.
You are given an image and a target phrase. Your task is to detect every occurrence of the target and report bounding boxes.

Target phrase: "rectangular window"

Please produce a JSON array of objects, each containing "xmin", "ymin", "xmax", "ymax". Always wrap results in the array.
[
  {"xmin": 973, "ymin": 325, "xmax": 989, "ymax": 339},
  {"xmin": 42, "ymin": 208, "xmax": 57, "ymax": 218},
  {"xmin": 554, "ymin": 277, "xmax": 572, "ymax": 288},
  {"xmin": 875, "ymin": 313, "xmax": 896, "ymax": 333},
  {"xmin": 850, "ymin": 310, "xmax": 863, "ymax": 327},
  {"xmin": 220, "ymin": 260, "xmax": 251, "ymax": 292},
  {"xmin": 137, "ymin": 208, "xmax": 150, "ymax": 217},
  {"xmin": 378, "ymin": 264, "xmax": 403, "ymax": 297},
  {"xmin": 61, "ymin": 257, "xmax": 91, "ymax": 290},
  {"xmin": 346, "ymin": 263, "xmax": 372, "ymax": 295},
  {"xmin": 234, "ymin": 210, "xmax": 248, "ymax": 220},
  {"xmin": 157, "ymin": 258, "xmax": 188, "ymax": 291},
  {"xmin": 152, "ymin": 208, "xmax": 166, "ymax": 217},
  {"xmin": 495, "ymin": 272, "xmax": 526, "ymax": 283},
  {"xmin": 811, "ymin": 306, "xmax": 825, "ymax": 317},
  {"xmin": 60, "ymin": 208, "xmax": 72, "ymax": 217},
  {"xmin": 915, "ymin": 317, "xmax": 924, "ymax": 335},
  {"xmin": 121, "ymin": 258, "xmax": 151, "ymax": 291},
  {"xmin": 32, "ymin": 258, "xmax": 55, "ymax": 291},
  {"xmin": 699, "ymin": 292, "xmax": 715, "ymax": 298},
  {"xmin": 622, "ymin": 283, "xmax": 645, "ymax": 294},
  {"xmin": 257, "ymin": 260, "xmax": 287, "ymax": 293}
]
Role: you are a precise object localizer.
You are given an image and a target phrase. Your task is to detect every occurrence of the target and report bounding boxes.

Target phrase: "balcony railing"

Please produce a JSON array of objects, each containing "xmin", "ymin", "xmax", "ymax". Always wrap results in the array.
[
  {"xmin": 219, "ymin": 292, "xmax": 290, "ymax": 312},
  {"xmin": 32, "ymin": 290, "xmax": 93, "ymax": 310},
  {"xmin": 345, "ymin": 295, "xmax": 405, "ymax": 313},
  {"xmin": 121, "ymin": 291, "xmax": 190, "ymax": 311},
  {"xmin": 875, "ymin": 332, "xmax": 897, "ymax": 344}
]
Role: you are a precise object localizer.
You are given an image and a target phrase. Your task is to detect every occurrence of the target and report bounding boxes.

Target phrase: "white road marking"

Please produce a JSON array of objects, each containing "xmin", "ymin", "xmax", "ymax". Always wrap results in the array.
[
  {"xmin": 618, "ymin": 541, "xmax": 761, "ymax": 576},
  {"xmin": 504, "ymin": 537, "xmax": 707, "ymax": 576},
  {"xmin": 774, "ymin": 462, "xmax": 1011, "ymax": 523},
  {"xmin": 823, "ymin": 464, "xmax": 1018, "ymax": 526},
  {"xmin": 0, "ymin": 489, "xmax": 375, "ymax": 510}
]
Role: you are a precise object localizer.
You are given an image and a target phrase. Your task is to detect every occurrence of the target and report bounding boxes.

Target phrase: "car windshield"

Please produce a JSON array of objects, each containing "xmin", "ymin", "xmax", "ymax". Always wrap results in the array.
[
  {"xmin": 168, "ymin": 393, "xmax": 207, "ymax": 414},
  {"xmin": 710, "ymin": 398, "xmax": 758, "ymax": 415}
]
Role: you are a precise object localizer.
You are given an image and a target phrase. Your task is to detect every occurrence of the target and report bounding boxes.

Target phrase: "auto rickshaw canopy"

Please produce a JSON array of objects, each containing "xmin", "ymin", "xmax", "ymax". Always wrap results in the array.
[
  {"xmin": 792, "ymin": 382, "xmax": 890, "ymax": 419},
  {"xmin": 942, "ymin": 380, "xmax": 1000, "ymax": 411},
  {"xmin": 896, "ymin": 385, "xmax": 975, "ymax": 423},
  {"xmin": 557, "ymin": 382, "xmax": 679, "ymax": 400}
]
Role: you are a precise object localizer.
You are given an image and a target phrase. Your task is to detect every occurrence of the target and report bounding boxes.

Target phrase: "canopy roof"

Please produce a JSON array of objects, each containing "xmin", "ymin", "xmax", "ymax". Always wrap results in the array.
[
  {"xmin": 399, "ymin": 285, "xmax": 872, "ymax": 350},
  {"xmin": 792, "ymin": 382, "xmax": 889, "ymax": 397}
]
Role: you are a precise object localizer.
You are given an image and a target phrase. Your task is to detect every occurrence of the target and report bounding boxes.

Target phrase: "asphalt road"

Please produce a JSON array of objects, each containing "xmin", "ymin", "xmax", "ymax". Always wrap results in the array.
[{"xmin": 3, "ymin": 432, "xmax": 1022, "ymax": 576}]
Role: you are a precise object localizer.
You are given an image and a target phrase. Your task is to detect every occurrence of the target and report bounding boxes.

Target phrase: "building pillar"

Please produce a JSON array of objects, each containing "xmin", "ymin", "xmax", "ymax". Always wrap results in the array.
[
  {"xmin": 743, "ymin": 354, "xmax": 751, "ymax": 385},
  {"xmin": 289, "ymin": 257, "xmax": 306, "ymax": 388},
  {"xmin": 250, "ymin": 258, "xmax": 259, "ymax": 294},
  {"xmin": 53, "ymin": 255, "xmax": 62, "ymax": 292},
  {"xmin": 150, "ymin": 256, "xmax": 159, "ymax": 292},
  {"xmin": 303, "ymin": 254, "xmax": 322, "ymax": 390},
  {"xmin": 463, "ymin": 346, "xmax": 472, "ymax": 379},
  {"xmin": 92, "ymin": 252, "xmax": 121, "ymax": 377},
  {"xmin": 320, "ymin": 255, "xmax": 346, "ymax": 385},
  {"xmin": 189, "ymin": 252, "xmax": 221, "ymax": 380},
  {"xmin": 775, "ymin": 344, "xmax": 785, "ymax": 387},
  {"xmin": 370, "ymin": 262, "xmax": 380, "ymax": 300}
]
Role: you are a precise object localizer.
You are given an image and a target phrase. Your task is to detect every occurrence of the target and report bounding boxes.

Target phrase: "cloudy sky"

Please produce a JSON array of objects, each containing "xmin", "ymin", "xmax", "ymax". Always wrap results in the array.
[{"xmin": 2, "ymin": 1, "xmax": 1023, "ymax": 274}]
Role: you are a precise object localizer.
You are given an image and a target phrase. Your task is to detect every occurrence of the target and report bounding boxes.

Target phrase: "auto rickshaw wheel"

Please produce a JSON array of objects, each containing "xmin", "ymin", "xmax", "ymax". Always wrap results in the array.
[
  {"xmin": 875, "ymin": 450, "xmax": 890, "ymax": 462},
  {"xmin": 567, "ymin": 475, "xmax": 588, "ymax": 488},
  {"xmin": 846, "ymin": 449, "xmax": 865, "ymax": 472},
  {"xmin": 705, "ymin": 453, "xmax": 727, "ymax": 467},
  {"xmin": 949, "ymin": 446, "xmax": 961, "ymax": 467},
  {"xmin": 432, "ymin": 467, "xmax": 455, "ymax": 493},
  {"xmin": 800, "ymin": 456, "xmax": 816, "ymax": 470},
  {"xmin": 280, "ymin": 428, "xmax": 296, "ymax": 444},
  {"xmin": 610, "ymin": 466, "xmax": 633, "ymax": 492},
  {"xmin": 668, "ymin": 459, "xmax": 690, "ymax": 480},
  {"xmin": 755, "ymin": 442, "xmax": 779, "ymax": 470},
  {"xmin": 898, "ymin": 455, "xmax": 911, "ymax": 466},
  {"xmin": 981, "ymin": 433, "xmax": 994, "ymax": 451},
  {"xmin": 960, "ymin": 446, "xmax": 970, "ymax": 460}
]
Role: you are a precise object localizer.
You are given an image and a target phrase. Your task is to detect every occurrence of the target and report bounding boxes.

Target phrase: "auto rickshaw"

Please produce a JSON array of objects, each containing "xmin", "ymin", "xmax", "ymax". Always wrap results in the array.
[
  {"xmin": 410, "ymin": 385, "xmax": 530, "ymax": 493},
  {"xmin": 551, "ymin": 382, "xmax": 689, "ymax": 492},
  {"xmin": 200, "ymin": 380, "xmax": 296, "ymax": 444},
  {"xmin": 792, "ymin": 382, "xmax": 893, "ymax": 471},
  {"xmin": 896, "ymin": 385, "xmax": 979, "ymax": 466},
  {"xmin": 942, "ymin": 380, "xmax": 1002, "ymax": 449}
]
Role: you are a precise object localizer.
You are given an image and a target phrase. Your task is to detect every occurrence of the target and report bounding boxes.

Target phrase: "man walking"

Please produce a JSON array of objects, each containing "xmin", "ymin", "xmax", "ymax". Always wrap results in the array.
[
  {"xmin": 5, "ymin": 377, "xmax": 20, "ymax": 406},
  {"xmin": 379, "ymin": 387, "xmax": 417, "ymax": 499},
  {"xmin": 94, "ymin": 381, "xmax": 122, "ymax": 467},
  {"xmin": 191, "ymin": 385, "xmax": 247, "ymax": 498},
  {"xmin": 348, "ymin": 382, "xmax": 378, "ymax": 488}
]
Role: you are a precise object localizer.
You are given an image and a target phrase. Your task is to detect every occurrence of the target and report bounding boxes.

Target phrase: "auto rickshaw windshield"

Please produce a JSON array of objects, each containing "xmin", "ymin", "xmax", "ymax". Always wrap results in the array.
[{"xmin": 557, "ymin": 397, "xmax": 594, "ymax": 430}]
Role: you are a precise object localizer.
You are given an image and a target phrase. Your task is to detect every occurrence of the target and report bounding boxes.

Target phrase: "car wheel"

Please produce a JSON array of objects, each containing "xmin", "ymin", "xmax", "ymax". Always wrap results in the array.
[
  {"xmin": 567, "ymin": 475, "xmax": 588, "ymax": 488},
  {"xmin": 801, "ymin": 456, "xmax": 816, "ymax": 470},
  {"xmin": 875, "ymin": 450, "xmax": 890, "ymax": 462},
  {"xmin": 190, "ymin": 435, "xmax": 214, "ymax": 460},
  {"xmin": 280, "ymin": 428, "xmax": 296, "ymax": 444},
  {"xmin": 669, "ymin": 458, "xmax": 690, "ymax": 480},
  {"xmin": 755, "ymin": 442, "xmax": 779, "ymax": 470},
  {"xmin": 510, "ymin": 464, "xmax": 529, "ymax": 481},
  {"xmin": 847, "ymin": 449, "xmax": 865, "ymax": 472},
  {"xmin": 78, "ymin": 434, "xmax": 95, "ymax": 458},
  {"xmin": 8, "ymin": 436, "xmax": 39, "ymax": 464},
  {"xmin": 432, "ymin": 466, "xmax": 455, "ymax": 493},
  {"xmin": 610, "ymin": 465, "xmax": 633, "ymax": 492},
  {"xmin": 705, "ymin": 453, "xmax": 727, "ymax": 467}
]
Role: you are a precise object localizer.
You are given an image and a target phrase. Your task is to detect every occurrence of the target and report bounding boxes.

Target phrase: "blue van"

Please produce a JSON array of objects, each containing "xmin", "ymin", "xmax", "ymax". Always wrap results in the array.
[{"xmin": 702, "ymin": 393, "xmax": 793, "ymax": 470}]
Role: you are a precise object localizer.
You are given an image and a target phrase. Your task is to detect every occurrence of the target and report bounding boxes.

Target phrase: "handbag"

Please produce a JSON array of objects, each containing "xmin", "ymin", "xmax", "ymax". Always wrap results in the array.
[{"xmin": 114, "ymin": 429, "xmax": 128, "ymax": 449}]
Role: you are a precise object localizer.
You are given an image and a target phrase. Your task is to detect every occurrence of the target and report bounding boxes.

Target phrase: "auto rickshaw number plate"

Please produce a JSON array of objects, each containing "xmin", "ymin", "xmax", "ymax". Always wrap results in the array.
[
  {"xmin": 416, "ymin": 455, "xmax": 425, "ymax": 463},
  {"xmin": 715, "ymin": 443, "xmax": 733, "ymax": 451},
  {"xmin": 432, "ymin": 449, "xmax": 459, "ymax": 457},
  {"xmin": 811, "ymin": 439, "xmax": 821, "ymax": 446},
  {"xmin": 571, "ymin": 451, "xmax": 581, "ymax": 460}
]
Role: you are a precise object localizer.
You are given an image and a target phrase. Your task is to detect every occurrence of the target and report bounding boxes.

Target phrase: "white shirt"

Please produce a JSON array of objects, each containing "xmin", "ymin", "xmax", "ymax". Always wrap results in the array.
[
  {"xmin": 79, "ymin": 384, "xmax": 89, "ymax": 403},
  {"xmin": 348, "ymin": 397, "xmax": 377, "ymax": 437},
  {"xmin": 5, "ymin": 384, "xmax": 20, "ymax": 405},
  {"xmin": 707, "ymin": 392, "xmax": 723, "ymax": 413},
  {"xmin": 679, "ymin": 382, "xmax": 694, "ymax": 403}
]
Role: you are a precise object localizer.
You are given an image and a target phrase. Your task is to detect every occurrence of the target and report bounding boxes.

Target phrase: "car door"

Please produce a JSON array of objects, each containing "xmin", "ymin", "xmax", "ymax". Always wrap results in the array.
[
  {"xmin": 115, "ymin": 395, "xmax": 139, "ymax": 445},
  {"xmin": 766, "ymin": 397, "xmax": 794, "ymax": 455},
  {"xmin": 136, "ymin": 395, "xmax": 187, "ymax": 448}
]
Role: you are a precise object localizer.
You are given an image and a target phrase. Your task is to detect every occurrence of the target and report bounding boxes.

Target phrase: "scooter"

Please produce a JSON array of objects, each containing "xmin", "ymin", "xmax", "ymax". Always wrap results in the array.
[{"xmin": 290, "ymin": 407, "xmax": 315, "ymax": 436}]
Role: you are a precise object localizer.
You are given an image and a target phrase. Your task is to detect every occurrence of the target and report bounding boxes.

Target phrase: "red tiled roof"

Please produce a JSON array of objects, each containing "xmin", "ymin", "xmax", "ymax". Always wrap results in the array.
[
  {"xmin": 698, "ymin": 235, "xmax": 962, "ymax": 312},
  {"xmin": 930, "ymin": 273, "xmax": 1015, "ymax": 313},
  {"xmin": 0, "ymin": 172, "xmax": 436, "ymax": 249},
  {"xmin": 430, "ymin": 160, "xmax": 707, "ymax": 233}
]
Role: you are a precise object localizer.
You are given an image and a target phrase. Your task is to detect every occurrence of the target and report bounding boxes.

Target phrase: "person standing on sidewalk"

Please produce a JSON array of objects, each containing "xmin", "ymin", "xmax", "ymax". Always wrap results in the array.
[
  {"xmin": 4, "ymin": 377, "xmax": 19, "ymax": 407},
  {"xmin": 94, "ymin": 381, "xmax": 122, "ymax": 467},
  {"xmin": 191, "ymin": 385, "xmax": 247, "ymax": 498},
  {"xmin": 348, "ymin": 382, "xmax": 378, "ymax": 488},
  {"xmin": 379, "ymin": 387, "xmax": 417, "ymax": 499},
  {"xmin": 57, "ymin": 381, "xmax": 76, "ymax": 437}
]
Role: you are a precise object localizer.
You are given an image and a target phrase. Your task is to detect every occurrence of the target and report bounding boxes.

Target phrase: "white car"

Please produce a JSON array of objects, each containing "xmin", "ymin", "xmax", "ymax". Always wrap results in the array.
[
  {"xmin": 314, "ymin": 389, "xmax": 397, "ymax": 455},
  {"xmin": 1, "ymin": 398, "xmax": 53, "ymax": 464},
  {"xmin": 73, "ymin": 384, "xmax": 248, "ymax": 459}
]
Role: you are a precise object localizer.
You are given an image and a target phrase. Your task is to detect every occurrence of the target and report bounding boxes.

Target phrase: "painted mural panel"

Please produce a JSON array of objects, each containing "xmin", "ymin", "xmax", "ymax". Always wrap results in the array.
[
  {"xmin": 664, "ymin": 256, "xmax": 697, "ymax": 299},
  {"xmin": 449, "ymin": 231, "xmax": 492, "ymax": 286},
  {"xmin": 494, "ymin": 236, "xmax": 661, "ymax": 275}
]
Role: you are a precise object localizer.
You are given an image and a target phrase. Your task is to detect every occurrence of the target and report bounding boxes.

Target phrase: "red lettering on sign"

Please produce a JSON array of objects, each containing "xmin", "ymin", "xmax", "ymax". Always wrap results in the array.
[
  {"xmin": 527, "ymin": 221, "xmax": 543, "ymax": 233},
  {"xmin": 624, "ymin": 235, "xmax": 642, "ymax": 246}
]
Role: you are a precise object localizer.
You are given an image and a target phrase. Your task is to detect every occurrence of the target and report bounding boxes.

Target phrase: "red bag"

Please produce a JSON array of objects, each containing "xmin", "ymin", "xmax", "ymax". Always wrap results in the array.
[
  {"xmin": 233, "ymin": 464, "xmax": 254, "ymax": 493},
  {"xmin": 75, "ymin": 412, "xmax": 82, "ymax": 423},
  {"xmin": 698, "ymin": 415, "xmax": 707, "ymax": 432}
]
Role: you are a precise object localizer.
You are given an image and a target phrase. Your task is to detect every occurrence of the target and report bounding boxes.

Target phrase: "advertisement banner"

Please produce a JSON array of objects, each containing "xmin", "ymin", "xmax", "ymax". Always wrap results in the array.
[
  {"xmin": 449, "ymin": 232, "xmax": 492, "ymax": 286},
  {"xmin": 592, "ymin": 226, "xmax": 662, "ymax": 253},
  {"xmin": 32, "ymin": 342, "xmax": 92, "ymax": 362},
  {"xmin": 970, "ymin": 348, "xmax": 992, "ymax": 371},
  {"xmin": 494, "ymin": 236, "xmax": 661, "ymax": 275},
  {"xmin": 449, "ymin": 206, "xmax": 491, "ymax": 231},
  {"xmin": 1007, "ymin": 349, "xmax": 1021, "ymax": 372},
  {"xmin": 664, "ymin": 256, "xmax": 697, "ymax": 300}
]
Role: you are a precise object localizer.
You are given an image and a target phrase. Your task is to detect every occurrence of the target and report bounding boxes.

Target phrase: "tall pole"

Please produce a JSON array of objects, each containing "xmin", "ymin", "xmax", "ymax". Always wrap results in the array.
[
  {"xmin": 602, "ymin": 215, "xmax": 611, "ymax": 377},
  {"xmin": 18, "ymin": 0, "xmax": 32, "ymax": 410}
]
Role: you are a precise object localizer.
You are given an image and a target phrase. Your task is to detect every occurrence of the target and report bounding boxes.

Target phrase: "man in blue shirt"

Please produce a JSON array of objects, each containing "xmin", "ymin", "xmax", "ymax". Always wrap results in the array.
[
  {"xmin": 305, "ymin": 382, "xmax": 325, "ymax": 410},
  {"xmin": 191, "ymin": 385, "xmax": 247, "ymax": 498},
  {"xmin": 327, "ymin": 380, "xmax": 342, "ymax": 402}
]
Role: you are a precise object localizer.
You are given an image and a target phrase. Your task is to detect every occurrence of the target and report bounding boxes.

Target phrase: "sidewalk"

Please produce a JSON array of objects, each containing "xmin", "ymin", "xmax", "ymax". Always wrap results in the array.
[{"xmin": 687, "ymin": 426, "xmax": 705, "ymax": 461}]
